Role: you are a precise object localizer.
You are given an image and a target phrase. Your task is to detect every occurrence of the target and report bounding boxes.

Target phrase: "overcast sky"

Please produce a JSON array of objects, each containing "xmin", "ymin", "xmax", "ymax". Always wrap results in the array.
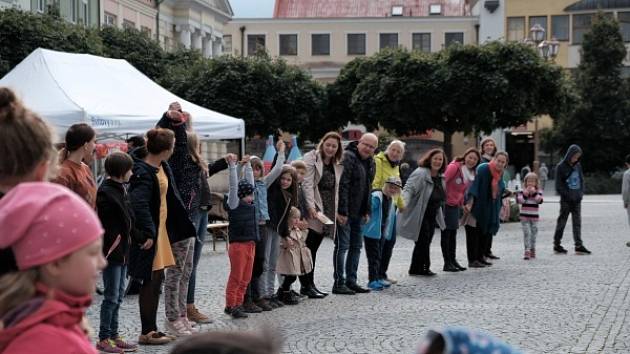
[{"xmin": 230, "ymin": 0, "xmax": 275, "ymax": 18}]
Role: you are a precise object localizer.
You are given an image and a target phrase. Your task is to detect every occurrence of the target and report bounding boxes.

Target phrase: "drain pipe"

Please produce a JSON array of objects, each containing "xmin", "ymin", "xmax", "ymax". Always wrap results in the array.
[{"xmin": 239, "ymin": 25, "xmax": 245, "ymax": 58}]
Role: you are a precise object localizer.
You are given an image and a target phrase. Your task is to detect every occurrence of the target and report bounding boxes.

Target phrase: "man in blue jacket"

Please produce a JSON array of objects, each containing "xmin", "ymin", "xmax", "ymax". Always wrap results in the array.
[{"xmin": 553, "ymin": 144, "xmax": 591, "ymax": 255}]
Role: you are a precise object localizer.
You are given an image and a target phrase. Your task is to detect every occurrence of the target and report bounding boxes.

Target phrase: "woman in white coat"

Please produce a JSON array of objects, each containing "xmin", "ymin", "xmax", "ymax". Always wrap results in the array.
[
  {"xmin": 299, "ymin": 132, "xmax": 344, "ymax": 297},
  {"xmin": 397, "ymin": 149, "xmax": 447, "ymax": 276}
]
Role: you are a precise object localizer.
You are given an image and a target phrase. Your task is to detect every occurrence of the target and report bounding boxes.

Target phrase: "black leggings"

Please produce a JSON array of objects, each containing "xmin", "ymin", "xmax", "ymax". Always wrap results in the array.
[
  {"xmin": 299, "ymin": 229, "xmax": 324, "ymax": 288},
  {"xmin": 281, "ymin": 275, "xmax": 297, "ymax": 291},
  {"xmin": 139, "ymin": 270, "xmax": 164, "ymax": 335}
]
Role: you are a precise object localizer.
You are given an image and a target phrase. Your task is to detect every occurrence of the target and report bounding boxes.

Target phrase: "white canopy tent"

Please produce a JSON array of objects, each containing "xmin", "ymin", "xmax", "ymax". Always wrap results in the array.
[{"xmin": 0, "ymin": 48, "xmax": 245, "ymax": 142}]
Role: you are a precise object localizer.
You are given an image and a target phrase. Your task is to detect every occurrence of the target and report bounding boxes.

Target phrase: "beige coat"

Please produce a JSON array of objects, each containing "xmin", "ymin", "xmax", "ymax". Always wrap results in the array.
[
  {"xmin": 301, "ymin": 150, "xmax": 343, "ymax": 236},
  {"xmin": 276, "ymin": 228, "xmax": 313, "ymax": 276}
]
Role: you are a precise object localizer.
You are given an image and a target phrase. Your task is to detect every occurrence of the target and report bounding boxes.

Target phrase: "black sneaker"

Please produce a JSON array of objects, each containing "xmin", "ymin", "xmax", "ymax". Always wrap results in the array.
[
  {"xmin": 270, "ymin": 294, "xmax": 284, "ymax": 307},
  {"xmin": 230, "ymin": 306, "xmax": 248, "ymax": 319},
  {"xmin": 554, "ymin": 245, "xmax": 568, "ymax": 254},
  {"xmin": 346, "ymin": 283, "xmax": 370, "ymax": 293},
  {"xmin": 242, "ymin": 301, "xmax": 263, "ymax": 313},
  {"xmin": 626, "ymin": 241, "xmax": 630, "ymax": 247},
  {"xmin": 332, "ymin": 284, "xmax": 356, "ymax": 295},
  {"xmin": 575, "ymin": 245, "xmax": 591, "ymax": 255}
]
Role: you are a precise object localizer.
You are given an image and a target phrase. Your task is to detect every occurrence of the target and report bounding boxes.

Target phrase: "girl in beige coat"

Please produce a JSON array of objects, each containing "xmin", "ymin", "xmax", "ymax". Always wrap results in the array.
[{"xmin": 276, "ymin": 207, "xmax": 313, "ymax": 305}]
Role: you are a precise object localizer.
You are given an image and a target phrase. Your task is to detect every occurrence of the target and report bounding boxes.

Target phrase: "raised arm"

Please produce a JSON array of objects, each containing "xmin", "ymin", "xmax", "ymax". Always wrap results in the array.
[
  {"xmin": 226, "ymin": 161, "xmax": 240, "ymax": 210},
  {"xmin": 263, "ymin": 140, "xmax": 286, "ymax": 187}
]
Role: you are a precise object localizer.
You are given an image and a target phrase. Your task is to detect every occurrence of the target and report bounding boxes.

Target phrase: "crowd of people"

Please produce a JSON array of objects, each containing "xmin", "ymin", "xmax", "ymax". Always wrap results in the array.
[{"xmin": 0, "ymin": 87, "xmax": 597, "ymax": 354}]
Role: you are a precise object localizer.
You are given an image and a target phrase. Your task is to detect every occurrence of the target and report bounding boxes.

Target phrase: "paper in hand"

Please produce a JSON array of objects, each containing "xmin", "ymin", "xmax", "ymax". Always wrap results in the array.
[{"xmin": 316, "ymin": 212, "xmax": 334, "ymax": 225}]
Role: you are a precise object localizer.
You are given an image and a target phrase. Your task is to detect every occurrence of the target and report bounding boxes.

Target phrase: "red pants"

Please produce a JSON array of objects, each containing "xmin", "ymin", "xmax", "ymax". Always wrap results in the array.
[{"xmin": 225, "ymin": 241, "xmax": 255, "ymax": 308}]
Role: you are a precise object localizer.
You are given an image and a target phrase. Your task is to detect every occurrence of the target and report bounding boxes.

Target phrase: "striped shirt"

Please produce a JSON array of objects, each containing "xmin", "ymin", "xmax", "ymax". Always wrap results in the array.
[{"xmin": 517, "ymin": 190, "xmax": 543, "ymax": 221}]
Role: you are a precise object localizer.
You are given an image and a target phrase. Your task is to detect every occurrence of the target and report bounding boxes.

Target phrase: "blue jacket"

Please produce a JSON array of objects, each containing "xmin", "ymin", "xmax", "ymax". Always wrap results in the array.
[
  {"xmin": 362, "ymin": 191, "xmax": 396, "ymax": 240},
  {"xmin": 467, "ymin": 163, "xmax": 505, "ymax": 235}
]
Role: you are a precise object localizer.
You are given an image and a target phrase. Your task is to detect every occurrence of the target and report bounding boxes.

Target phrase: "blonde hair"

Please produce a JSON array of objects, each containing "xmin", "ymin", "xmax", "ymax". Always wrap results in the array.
[
  {"xmin": 288, "ymin": 206, "xmax": 301, "ymax": 220},
  {"xmin": 291, "ymin": 160, "xmax": 306, "ymax": 171},
  {"xmin": 0, "ymin": 88, "xmax": 56, "ymax": 185},
  {"xmin": 0, "ymin": 269, "xmax": 39, "ymax": 318},
  {"xmin": 187, "ymin": 132, "xmax": 208, "ymax": 173},
  {"xmin": 523, "ymin": 172, "xmax": 540, "ymax": 189}
]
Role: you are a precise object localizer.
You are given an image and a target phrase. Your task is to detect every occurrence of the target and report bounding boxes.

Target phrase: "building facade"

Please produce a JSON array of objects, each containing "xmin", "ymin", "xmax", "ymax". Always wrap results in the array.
[
  {"xmin": 101, "ymin": 0, "xmax": 233, "ymax": 57},
  {"xmin": 1, "ymin": 0, "xmax": 99, "ymax": 26}
]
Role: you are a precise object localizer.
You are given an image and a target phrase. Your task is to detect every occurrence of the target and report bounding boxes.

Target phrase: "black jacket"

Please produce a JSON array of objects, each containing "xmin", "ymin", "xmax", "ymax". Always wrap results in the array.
[
  {"xmin": 338, "ymin": 141, "xmax": 376, "ymax": 219},
  {"xmin": 97, "ymin": 179, "xmax": 146, "ymax": 265},
  {"xmin": 267, "ymin": 183, "xmax": 296, "ymax": 237},
  {"xmin": 555, "ymin": 144, "xmax": 584, "ymax": 202},
  {"xmin": 157, "ymin": 114, "xmax": 228, "ymax": 213},
  {"xmin": 127, "ymin": 152, "xmax": 196, "ymax": 280}
]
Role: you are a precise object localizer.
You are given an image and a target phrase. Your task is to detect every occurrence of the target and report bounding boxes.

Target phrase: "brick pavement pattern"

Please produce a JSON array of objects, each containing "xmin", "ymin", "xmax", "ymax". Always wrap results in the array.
[{"xmin": 86, "ymin": 194, "xmax": 630, "ymax": 353}]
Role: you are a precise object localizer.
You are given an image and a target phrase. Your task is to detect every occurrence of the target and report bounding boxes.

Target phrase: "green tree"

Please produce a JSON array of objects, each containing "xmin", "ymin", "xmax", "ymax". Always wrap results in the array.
[
  {"xmin": 552, "ymin": 12, "xmax": 630, "ymax": 173},
  {"xmin": 0, "ymin": 8, "xmax": 103, "ymax": 77},
  {"xmin": 342, "ymin": 42, "xmax": 575, "ymax": 157},
  {"xmin": 99, "ymin": 26, "xmax": 166, "ymax": 81}
]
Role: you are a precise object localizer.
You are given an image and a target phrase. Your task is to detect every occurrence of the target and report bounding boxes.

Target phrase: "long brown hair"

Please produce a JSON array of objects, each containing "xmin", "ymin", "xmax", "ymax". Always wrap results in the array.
[
  {"xmin": 0, "ymin": 268, "xmax": 38, "ymax": 318},
  {"xmin": 271, "ymin": 165, "xmax": 298, "ymax": 207},
  {"xmin": 316, "ymin": 131, "xmax": 343, "ymax": 163},
  {"xmin": 187, "ymin": 132, "xmax": 208, "ymax": 173},
  {"xmin": 454, "ymin": 148, "xmax": 481, "ymax": 167},
  {"xmin": 0, "ymin": 87, "xmax": 56, "ymax": 185},
  {"xmin": 60, "ymin": 123, "xmax": 95, "ymax": 163},
  {"xmin": 418, "ymin": 148, "xmax": 448, "ymax": 174}
]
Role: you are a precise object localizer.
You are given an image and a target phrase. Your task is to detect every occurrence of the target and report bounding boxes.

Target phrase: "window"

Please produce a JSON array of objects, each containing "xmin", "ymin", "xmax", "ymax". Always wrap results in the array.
[
  {"xmin": 379, "ymin": 33, "xmax": 398, "ymax": 50},
  {"xmin": 104, "ymin": 12, "xmax": 116, "ymax": 26},
  {"xmin": 141, "ymin": 26, "xmax": 151, "ymax": 36},
  {"xmin": 507, "ymin": 17, "xmax": 525, "ymax": 41},
  {"xmin": 279, "ymin": 34, "xmax": 298, "ymax": 56},
  {"xmin": 619, "ymin": 12, "xmax": 630, "ymax": 42},
  {"xmin": 37, "ymin": 0, "xmax": 45, "ymax": 12},
  {"xmin": 70, "ymin": 0, "xmax": 78, "ymax": 22},
  {"xmin": 429, "ymin": 4, "xmax": 441, "ymax": 15},
  {"xmin": 223, "ymin": 35, "xmax": 232, "ymax": 54},
  {"xmin": 347, "ymin": 33, "xmax": 366, "ymax": 55},
  {"xmin": 572, "ymin": 13, "xmax": 594, "ymax": 44},
  {"xmin": 529, "ymin": 16, "xmax": 548, "ymax": 40},
  {"xmin": 412, "ymin": 33, "xmax": 431, "ymax": 52},
  {"xmin": 247, "ymin": 34, "xmax": 266, "ymax": 56},
  {"xmin": 551, "ymin": 15, "xmax": 569, "ymax": 41},
  {"xmin": 392, "ymin": 5, "xmax": 403, "ymax": 16},
  {"xmin": 123, "ymin": 19, "xmax": 135, "ymax": 30},
  {"xmin": 444, "ymin": 32, "xmax": 464, "ymax": 47},
  {"xmin": 311, "ymin": 34, "xmax": 330, "ymax": 55}
]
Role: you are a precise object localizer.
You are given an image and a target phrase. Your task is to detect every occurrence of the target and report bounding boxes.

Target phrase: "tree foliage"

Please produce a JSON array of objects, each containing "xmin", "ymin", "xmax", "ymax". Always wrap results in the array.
[
  {"xmin": 161, "ymin": 54, "xmax": 325, "ymax": 138},
  {"xmin": 551, "ymin": 12, "xmax": 630, "ymax": 173}
]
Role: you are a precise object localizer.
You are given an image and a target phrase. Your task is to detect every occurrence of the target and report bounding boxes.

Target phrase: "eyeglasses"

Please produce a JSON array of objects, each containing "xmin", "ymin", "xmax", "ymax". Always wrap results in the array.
[{"xmin": 360, "ymin": 142, "xmax": 377, "ymax": 150}]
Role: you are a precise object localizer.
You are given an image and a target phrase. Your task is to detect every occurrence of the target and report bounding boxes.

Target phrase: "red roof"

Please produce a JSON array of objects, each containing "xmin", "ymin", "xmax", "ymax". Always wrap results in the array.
[{"xmin": 273, "ymin": 0, "xmax": 471, "ymax": 18}]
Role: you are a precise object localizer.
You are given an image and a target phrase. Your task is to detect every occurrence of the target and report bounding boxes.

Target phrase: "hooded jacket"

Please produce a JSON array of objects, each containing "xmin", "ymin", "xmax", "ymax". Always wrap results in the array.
[
  {"xmin": 555, "ymin": 145, "xmax": 584, "ymax": 202},
  {"xmin": 337, "ymin": 141, "xmax": 376, "ymax": 219},
  {"xmin": 372, "ymin": 151, "xmax": 405, "ymax": 209},
  {"xmin": 0, "ymin": 283, "xmax": 96, "ymax": 354}
]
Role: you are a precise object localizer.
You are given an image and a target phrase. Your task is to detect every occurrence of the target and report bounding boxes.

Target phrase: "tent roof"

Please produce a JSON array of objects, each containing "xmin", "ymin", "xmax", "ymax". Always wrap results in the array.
[{"xmin": 0, "ymin": 48, "xmax": 244, "ymax": 139}]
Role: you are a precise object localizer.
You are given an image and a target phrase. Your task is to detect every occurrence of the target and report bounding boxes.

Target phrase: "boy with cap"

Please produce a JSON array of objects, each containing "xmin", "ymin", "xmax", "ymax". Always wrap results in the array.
[
  {"xmin": 224, "ymin": 156, "xmax": 258, "ymax": 319},
  {"xmin": 362, "ymin": 176, "xmax": 403, "ymax": 291}
]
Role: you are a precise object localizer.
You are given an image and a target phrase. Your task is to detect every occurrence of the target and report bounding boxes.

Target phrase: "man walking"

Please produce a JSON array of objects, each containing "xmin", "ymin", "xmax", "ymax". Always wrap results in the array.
[
  {"xmin": 333, "ymin": 133, "xmax": 377, "ymax": 295},
  {"xmin": 553, "ymin": 144, "xmax": 591, "ymax": 255}
]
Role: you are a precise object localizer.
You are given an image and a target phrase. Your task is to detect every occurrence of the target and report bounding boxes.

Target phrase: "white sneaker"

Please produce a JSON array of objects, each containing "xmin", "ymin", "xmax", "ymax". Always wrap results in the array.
[
  {"xmin": 164, "ymin": 318, "xmax": 192, "ymax": 337},
  {"xmin": 180, "ymin": 317, "xmax": 199, "ymax": 333}
]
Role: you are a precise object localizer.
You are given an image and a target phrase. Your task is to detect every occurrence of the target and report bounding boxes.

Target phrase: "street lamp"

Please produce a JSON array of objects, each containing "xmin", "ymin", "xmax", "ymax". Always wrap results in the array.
[{"xmin": 523, "ymin": 23, "xmax": 561, "ymax": 169}]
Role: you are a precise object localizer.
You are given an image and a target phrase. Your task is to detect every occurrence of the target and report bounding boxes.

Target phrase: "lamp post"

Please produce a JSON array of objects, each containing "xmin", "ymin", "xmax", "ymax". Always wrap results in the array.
[{"xmin": 523, "ymin": 24, "xmax": 560, "ymax": 170}]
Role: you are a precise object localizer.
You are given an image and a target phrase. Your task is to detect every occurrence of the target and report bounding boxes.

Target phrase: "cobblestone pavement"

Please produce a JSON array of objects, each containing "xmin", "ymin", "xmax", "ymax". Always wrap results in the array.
[{"xmin": 86, "ymin": 193, "xmax": 630, "ymax": 353}]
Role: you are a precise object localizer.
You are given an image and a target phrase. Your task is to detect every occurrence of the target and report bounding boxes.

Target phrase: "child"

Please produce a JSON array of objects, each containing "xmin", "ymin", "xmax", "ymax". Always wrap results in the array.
[
  {"xmin": 363, "ymin": 176, "xmax": 402, "ymax": 291},
  {"xmin": 275, "ymin": 207, "xmax": 313, "ymax": 305},
  {"xmin": 96, "ymin": 152, "xmax": 140, "ymax": 353},
  {"xmin": 0, "ymin": 182, "xmax": 106, "ymax": 353},
  {"xmin": 224, "ymin": 156, "xmax": 258, "ymax": 319},
  {"xmin": 517, "ymin": 173, "xmax": 543, "ymax": 260},
  {"xmin": 244, "ymin": 141, "xmax": 285, "ymax": 312}
]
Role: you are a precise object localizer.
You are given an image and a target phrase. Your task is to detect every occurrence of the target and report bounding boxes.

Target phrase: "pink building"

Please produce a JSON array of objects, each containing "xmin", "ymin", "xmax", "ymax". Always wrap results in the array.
[{"xmin": 273, "ymin": 0, "xmax": 472, "ymax": 18}]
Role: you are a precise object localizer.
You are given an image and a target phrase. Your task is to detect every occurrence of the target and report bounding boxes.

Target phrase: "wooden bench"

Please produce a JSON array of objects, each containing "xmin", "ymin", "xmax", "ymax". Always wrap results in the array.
[{"xmin": 207, "ymin": 222, "xmax": 229, "ymax": 251}]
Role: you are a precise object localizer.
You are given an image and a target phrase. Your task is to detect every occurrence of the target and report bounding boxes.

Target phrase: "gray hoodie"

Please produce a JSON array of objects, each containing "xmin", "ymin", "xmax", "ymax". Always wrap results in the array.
[{"xmin": 555, "ymin": 145, "xmax": 584, "ymax": 202}]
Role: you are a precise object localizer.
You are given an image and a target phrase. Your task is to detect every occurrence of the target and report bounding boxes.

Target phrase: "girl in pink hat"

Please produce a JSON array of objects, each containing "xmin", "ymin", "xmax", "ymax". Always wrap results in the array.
[{"xmin": 0, "ymin": 182, "xmax": 107, "ymax": 354}]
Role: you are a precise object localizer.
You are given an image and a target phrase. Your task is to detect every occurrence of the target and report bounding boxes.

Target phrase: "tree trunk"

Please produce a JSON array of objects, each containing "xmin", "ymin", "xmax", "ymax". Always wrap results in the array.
[{"xmin": 443, "ymin": 131, "xmax": 453, "ymax": 160}]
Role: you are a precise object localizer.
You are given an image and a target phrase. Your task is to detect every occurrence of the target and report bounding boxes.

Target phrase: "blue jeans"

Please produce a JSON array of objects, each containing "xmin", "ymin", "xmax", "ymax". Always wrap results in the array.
[
  {"xmin": 187, "ymin": 209, "xmax": 208, "ymax": 304},
  {"xmin": 333, "ymin": 217, "xmax": 363, "ymax": 287},
  {"xmin": 99, "ymin": 264, "xmax": 126, "ymax": 340}
]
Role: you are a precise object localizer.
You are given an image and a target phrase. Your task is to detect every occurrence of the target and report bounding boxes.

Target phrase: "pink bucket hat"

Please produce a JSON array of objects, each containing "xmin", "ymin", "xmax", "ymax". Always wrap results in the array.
[{"xmin": 0, "ymin": 182, "xmax": 103, "ymax": 270}]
